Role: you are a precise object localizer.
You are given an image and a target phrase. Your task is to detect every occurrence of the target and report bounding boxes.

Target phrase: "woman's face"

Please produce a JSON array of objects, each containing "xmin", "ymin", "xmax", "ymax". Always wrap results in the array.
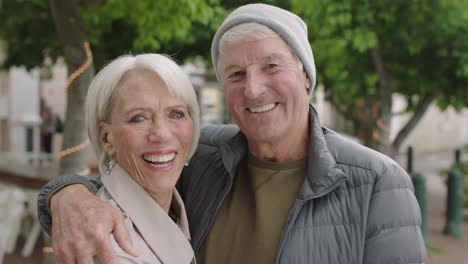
[{"xmin": 101, "ymin": 69, "xmax": 193, "ymax": 198}]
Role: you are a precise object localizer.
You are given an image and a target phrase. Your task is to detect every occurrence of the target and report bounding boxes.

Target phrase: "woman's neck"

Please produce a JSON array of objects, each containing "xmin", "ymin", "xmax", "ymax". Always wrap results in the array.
[{"xmin": 147, "ymin": 190, "xmax": 173, "ymax": 213}]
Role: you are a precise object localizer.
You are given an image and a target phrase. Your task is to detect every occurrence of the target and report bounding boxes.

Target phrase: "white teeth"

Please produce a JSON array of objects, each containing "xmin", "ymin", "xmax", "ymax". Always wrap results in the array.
[
  {"xmin": 249, "ymin": 103, "xmax": 276, "ymax": 113},
  {"xmin": 149, "ymin": 163, "xmax": 171, "ymax": 168},
  {"xmin": 143, "ymin": 153, "xmax": 175, "ymax": 163}
]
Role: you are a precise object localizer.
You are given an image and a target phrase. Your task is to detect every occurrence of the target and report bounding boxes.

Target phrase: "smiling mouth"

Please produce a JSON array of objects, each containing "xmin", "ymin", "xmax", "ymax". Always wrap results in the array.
[
  {"xmin": 143, "ymin": 153, "xmax": 176, "ymax": 168},
  {"xmin": 247, "ymin": 103, "xmax": 278, "ymax": 113}
]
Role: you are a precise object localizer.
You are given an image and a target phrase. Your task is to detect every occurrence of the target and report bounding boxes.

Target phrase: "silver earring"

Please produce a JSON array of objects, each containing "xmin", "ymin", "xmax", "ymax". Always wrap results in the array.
[
  {"xmin": 106, "ymin": 154, "xmax": 115, "ymax": 174},
  {"xmin": 184, "ymin": 162, "xmax": 189, "ymax": 167}
]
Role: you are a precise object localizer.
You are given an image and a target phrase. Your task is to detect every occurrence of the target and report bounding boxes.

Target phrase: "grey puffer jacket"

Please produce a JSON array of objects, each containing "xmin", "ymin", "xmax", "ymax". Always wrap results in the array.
[
  {"xmin": 38, "ymin": 106, "xmax": 426, "ymax": 263},
  {"xmin": 178, "ymin": 106, "xmax": 426, "ymax": 264}
]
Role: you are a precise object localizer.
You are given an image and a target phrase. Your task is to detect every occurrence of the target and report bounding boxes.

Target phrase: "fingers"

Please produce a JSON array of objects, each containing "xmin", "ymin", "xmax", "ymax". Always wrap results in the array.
[
  {"xmin": 49, "ymin": 184, "xmax": 120, "ymax": 264},
  {"xmin": 76, "ymin": 255, "xmax": 95, "ymax": 264},
  {"xmin": 95, "ymin": 236, "xmax": 119, "ymax": 264},
  {"xmin": 75, "ymin": 247, "xmax": 94, "ymax": 264},
  {"xmin": 53, "ymin": 243, "xmax": 74, "ymax": 264},
  {"xmin": 112, "ymin": 212, "xmax": 139, "ymax": 257}
]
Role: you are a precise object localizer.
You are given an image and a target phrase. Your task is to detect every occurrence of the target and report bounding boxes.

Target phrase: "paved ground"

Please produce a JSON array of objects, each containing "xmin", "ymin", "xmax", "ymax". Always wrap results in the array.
[{"xmin": 3, "ymin": 150, "xmax": 467, "ymax": 263}]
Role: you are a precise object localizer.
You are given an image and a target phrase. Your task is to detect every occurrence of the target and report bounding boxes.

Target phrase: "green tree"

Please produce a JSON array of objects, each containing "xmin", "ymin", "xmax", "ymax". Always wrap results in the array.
[
  {"xmin": 292, "ymin": 0, "xmax": 468, "ymax": 156},
  {"xmin": 1, "ymin": 1, "xmax": 219, "ymax": 261},
  {"xmin": 0, "ymin": 0, "xmax": 221, "ymax": 174}
]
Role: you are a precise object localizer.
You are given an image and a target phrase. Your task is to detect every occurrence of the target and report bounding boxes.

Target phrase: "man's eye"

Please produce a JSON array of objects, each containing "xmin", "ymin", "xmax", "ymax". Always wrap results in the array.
[
  {"xmin": 130, "ymin": 115, "xmax": 145, "ymax": 122},
  {"xmin": 170, "ymin": 111, "xmax": 184, "ymax": 119},
  {"xmin": 229, "ymin": 71, "xmax": 244, "ymax": 78},
  {"xmin": 267, "ymin": 64, "xmax": 278, "ymax": 69}
]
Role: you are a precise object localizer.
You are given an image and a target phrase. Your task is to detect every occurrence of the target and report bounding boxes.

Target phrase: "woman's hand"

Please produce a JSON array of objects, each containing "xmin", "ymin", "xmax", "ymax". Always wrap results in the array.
[{"xmin": 50, "ymin": 184, "xmax": 138, "ymax": 264}]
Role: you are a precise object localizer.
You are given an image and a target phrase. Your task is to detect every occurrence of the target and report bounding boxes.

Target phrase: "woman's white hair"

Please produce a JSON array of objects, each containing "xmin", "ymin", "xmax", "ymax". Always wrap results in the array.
[
  {"xmin": 218, "ymin": 22, "xmax": 303, "ymax": 72},
  {"xmin": 85, "ymin": 53, "xmax": 200, "ymax": 174}
]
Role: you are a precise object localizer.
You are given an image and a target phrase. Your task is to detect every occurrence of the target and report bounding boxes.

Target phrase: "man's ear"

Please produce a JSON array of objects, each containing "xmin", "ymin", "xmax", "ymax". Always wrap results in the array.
[
  {"xmin": 303, "ymin": 70, "xmax": 311, "ymax": 91},
  {"xmin": 99, "ymin": 121, "xmax": 114, "ymax": 155}
]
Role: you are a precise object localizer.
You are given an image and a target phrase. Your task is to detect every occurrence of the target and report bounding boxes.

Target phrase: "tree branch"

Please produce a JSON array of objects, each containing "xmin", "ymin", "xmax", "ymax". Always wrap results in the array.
[
  {"xmin": 369, "ymin": 47, "xmax": 392, "ymax": 86},
  {"xmin": 392, "ymin": 110, "xmax": 408, "ymax": 116},
  {"xmin": 326, "ymin": 90, "xmax": 362, "ymax": 126},
  {"xmin": 392, "ymin": 92, "xmax": 436, "ymax": 152}
]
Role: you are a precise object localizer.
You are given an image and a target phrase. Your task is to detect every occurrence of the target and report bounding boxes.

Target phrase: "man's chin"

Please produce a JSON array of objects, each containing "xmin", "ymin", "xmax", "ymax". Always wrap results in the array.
[{"xmin": 244, "ymin": 129, "xmax": 283, "ymax": 145}]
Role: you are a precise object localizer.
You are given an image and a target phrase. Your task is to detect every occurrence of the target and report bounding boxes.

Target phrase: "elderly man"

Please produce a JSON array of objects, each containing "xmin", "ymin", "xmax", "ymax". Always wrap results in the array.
[{"xmin": 38, "ymin": 3, "xmax": 426, "ymax": 264}]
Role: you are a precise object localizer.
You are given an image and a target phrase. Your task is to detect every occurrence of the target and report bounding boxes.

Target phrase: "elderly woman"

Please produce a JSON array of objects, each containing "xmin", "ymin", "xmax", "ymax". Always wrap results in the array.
[{"xmin": 85, "ymin": 53, "xmax": 199, "ymax": 263}]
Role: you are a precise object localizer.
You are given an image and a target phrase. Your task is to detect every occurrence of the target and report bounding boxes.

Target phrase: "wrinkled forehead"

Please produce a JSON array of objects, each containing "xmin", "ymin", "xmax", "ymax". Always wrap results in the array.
[
  {"xmin": 218, "ymin": 34, "xmax": 300, "ymax": 74},
  {"xmin": 219, "ymin": 33, "xmax": 295, "ymax": 55}
]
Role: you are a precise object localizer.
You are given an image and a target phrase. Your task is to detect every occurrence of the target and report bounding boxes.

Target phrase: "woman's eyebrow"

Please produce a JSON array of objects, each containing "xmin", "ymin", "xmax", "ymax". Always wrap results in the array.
[
  {"xmin": 168, "ymin": 104, "xmax": 188, "ymax": 110},
  {"xmin": 124, "ymin": 107, "xmax": 151, "ymax": 114}
]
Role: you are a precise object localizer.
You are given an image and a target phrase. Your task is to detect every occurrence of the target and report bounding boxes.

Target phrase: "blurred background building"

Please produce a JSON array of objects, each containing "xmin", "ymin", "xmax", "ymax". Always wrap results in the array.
[{"xmin": 1, "ymin": 54, "xmax": 467, "ymax": 163}]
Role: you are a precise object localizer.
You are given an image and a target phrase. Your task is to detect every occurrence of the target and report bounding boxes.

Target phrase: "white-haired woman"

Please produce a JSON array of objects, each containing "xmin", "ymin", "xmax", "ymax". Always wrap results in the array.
[{"xmin": 86, "ymin": 53, "xmax": 199, "ymax": 263}]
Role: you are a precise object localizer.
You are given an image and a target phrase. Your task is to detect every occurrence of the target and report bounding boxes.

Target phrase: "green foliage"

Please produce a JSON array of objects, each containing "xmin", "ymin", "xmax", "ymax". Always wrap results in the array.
[
  {"xmin": 291, "ymin": 0, "xmax": 468, "ymax": 111},
  {"xmin": 0, "ymin": 0, "xmax": 288, "ymax": 71},
  {"xmin": 0, "ymin": 0, "xmax": 61, "ymax": 70},
  {"xmin": 0, "ymin": 0, "xmax": 222, "ymax": 70}
]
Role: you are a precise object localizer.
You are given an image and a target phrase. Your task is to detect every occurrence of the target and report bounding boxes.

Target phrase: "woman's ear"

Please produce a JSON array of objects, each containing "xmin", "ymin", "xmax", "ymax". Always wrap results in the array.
[{"xmin": 99, "ymin": 121, "xmax": 114, "ymax": 155}]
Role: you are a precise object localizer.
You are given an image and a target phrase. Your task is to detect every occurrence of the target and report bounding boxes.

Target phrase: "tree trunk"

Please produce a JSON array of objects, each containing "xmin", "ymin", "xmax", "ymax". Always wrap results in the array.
[
  {"xmin": 49, "ymin": 0, "xmax": 94, "ymax": 175},
  {"xmin": 45, "ymin": 1, "xmax": 94, "ymax": 263},
  {"xmin": 369, "ymin": 47, "xmax": 393, "ymax": 156},
  {"xmin": 326, "ymin": 44, "xmax": 437, "ymax": 159}
]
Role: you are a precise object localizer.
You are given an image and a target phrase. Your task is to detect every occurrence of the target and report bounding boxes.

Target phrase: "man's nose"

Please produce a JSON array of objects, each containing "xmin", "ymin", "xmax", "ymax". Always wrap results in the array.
[
  {"xmin": 244, "ymin": 70, "xmax": 266, "ymax": 99},
  {"xmin": 148, "ymin": 119, "xmax": 171, "ymax": 142}
]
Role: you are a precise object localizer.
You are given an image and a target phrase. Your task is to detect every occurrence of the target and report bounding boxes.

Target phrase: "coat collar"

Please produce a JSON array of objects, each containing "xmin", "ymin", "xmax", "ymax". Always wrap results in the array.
[
  {"xmin": 220, "ymin": 104, "xmax": 348, "ymax": 200},
  {"xmin": 299, "ymin": 105, "xmax": 348, "ymax": 200},
  {"xmin": 102, "ymin": 164, "xmax": 194, "ymax": 263}
]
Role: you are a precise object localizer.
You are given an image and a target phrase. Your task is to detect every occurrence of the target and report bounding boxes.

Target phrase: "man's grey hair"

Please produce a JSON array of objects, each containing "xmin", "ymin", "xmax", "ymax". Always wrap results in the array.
[
  {"xmin": 218, "ymin": 22, "xmax": 304, "ymax": 74},
  {"xmin": 85, "ymin": 54, "xmax": 200, "ymax": 174}
]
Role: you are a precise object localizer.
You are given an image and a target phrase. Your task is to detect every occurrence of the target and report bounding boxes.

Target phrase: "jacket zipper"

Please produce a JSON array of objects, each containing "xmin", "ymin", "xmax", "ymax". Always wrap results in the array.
[{"xmin": 275, "ymin": 199, "xmax": 305, "ymax": 264}]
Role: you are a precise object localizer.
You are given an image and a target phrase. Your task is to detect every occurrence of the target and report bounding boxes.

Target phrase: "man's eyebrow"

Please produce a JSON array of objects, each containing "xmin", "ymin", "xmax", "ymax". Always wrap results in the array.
[
  {"xmin": 223, "ymin": 64, "xmax": 238, "ymax": 74},
  {"xmin": 222, "ymin": 53, "xmax": 286, "ymax": 74},
  {"xmin": 260, "ymin": 53, "xmax": 284, "ymax": 62}
]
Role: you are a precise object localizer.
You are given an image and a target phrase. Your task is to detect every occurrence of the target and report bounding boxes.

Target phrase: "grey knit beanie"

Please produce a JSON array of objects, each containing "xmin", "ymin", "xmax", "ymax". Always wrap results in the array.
[{"xmin": 211, "ymin": 3, "xmax": 316, "ymax": 96}]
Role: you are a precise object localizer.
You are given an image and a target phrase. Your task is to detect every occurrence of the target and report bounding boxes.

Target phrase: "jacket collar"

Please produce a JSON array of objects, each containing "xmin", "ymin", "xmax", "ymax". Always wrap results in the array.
[
  {"xmin": 299, "ymin": 105, "xmax": 348, "ymax": 200},
  {"xmin": 220, "ymin": 104, "xmax": 348, "ymax": 200},
  {"xmin": 102, "ymin": 164, "xmax": 194, "ymax": 263},
  {"xmin": 220, "ymin": 132, "xmax": 248, "ymax": 179}
]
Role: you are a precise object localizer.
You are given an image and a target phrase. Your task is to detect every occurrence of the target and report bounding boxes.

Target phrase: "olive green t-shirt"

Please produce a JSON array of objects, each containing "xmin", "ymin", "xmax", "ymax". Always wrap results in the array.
[{"xmin": 197, "ymin": 154, "xmax": 306, "ymax": 264}]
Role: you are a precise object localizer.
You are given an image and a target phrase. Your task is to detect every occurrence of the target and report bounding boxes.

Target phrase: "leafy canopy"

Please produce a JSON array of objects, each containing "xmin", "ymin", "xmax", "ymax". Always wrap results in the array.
[
  {"xmin": 0, "ymin": 0, "xmax": 223, "ymax": 70},
  {"xmin": 291, "ymin": 0, "xmax": 468, "ymax": 111}
]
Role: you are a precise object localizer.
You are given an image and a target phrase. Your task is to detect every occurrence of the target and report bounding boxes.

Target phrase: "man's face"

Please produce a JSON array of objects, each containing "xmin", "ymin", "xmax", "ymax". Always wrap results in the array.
[{"xmin": 218, "ymin": 36, "xmax": 310, "ymax": 146}]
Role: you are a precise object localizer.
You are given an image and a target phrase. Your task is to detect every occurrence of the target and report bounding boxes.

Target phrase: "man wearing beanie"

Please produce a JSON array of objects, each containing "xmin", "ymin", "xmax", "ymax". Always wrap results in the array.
[{"xmin": 38, "ymin": 3, "xmax": 426, "ymax": 264}]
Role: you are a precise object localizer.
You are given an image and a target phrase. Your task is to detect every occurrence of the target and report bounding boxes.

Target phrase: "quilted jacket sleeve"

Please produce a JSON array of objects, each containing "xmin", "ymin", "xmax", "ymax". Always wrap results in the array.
[
  {"xmin": 363, "ymin": 162, "xmax": 426, "ymax": 264},
  {"xmin": 37, "ymin": 174, "xmax": 103, "ymax": 234}
]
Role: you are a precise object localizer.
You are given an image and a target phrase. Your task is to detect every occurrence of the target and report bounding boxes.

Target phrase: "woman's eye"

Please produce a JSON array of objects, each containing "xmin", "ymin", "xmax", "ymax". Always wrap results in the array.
[
  {"xmin": 130, "ymin": 115, "xmax": 145, "ymax": 122},
  {"xmin": 169, "ymin": 111, "xmax": 184, "ymax": 119}
]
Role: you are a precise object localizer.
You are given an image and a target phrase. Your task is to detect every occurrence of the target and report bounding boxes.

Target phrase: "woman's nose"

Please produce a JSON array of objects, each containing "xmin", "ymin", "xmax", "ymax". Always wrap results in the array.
[{"xmin": 147, "ymin": 120, "xmax": 171, "ymax": 142}]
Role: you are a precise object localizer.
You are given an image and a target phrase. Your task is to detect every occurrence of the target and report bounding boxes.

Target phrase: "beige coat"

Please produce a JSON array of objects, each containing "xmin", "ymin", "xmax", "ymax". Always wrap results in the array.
[{"xmin": 96, "ymin": 164, "xmax": 195, "ymax": 264}]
